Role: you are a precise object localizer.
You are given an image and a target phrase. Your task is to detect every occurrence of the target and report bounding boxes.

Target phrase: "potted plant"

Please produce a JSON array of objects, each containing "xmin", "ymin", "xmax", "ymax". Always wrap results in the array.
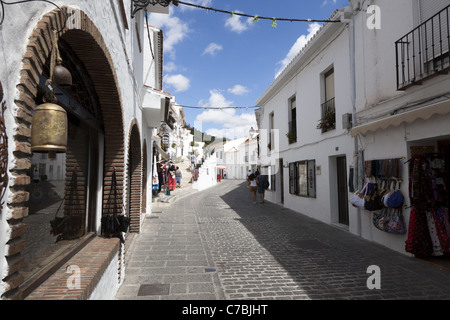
[
  {"xmin": 286, "ymin": 131, "xmax": 296, "ymax": 144},
  {"xmin": 317, "ymin": 109, "xmax": 336, "ymax": 132}
]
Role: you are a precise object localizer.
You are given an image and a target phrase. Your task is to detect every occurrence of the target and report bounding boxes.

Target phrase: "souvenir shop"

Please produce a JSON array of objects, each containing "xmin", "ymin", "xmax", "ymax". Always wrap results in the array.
[
  {"xmin": 351, "ymin": 137, "xmax": 450, "ymax": 268},
  {"xmin": 152, "ymin": 159, "xmax": 177, "ymax": 196},
  {"xmin": 405, "ymin": 143, "xmax": 450, "ymax": 261}
]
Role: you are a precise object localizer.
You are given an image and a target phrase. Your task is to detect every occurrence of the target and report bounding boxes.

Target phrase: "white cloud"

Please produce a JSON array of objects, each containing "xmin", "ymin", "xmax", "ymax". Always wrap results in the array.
[
  {"xmin": 321, "ymin": 0, "xmax": 337, "ymax": 7},
  {"xmin": 228, "ymin": 85, "xmax": 249, "ymax": 96},
  {"xmin": 149, "ymin": 10, "xmax": 190, "ymax": 59},
  {"xmin": 275, "ymin": 22, "xmax": 322, "ymax": 78},
  {"xmin": 202, "ymin": 43, "xmax": 223, "ymax": 56},
  {"xmin": 224, "ymin": 11, "xmax": 254, "ymax": 34},
  {"xmin": 195, "ymin": 90, "xmax": 257, "ymax": 139},
  {"xmin": 179, "ymin": 0, "xmax": 213, "ymax": 11},
  {"xmin": 164, "ymin": 61, "xmax": 178, "ymax": 73},
  {"xmin": 164, "ymin": 74, "xmax": 191, "ymax": 92}
]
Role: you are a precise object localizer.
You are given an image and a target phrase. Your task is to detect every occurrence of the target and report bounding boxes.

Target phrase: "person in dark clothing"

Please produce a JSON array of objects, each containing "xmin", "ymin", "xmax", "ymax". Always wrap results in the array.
[{"xmin": 256, "ymin": 173, "xmax": 269, "ymax": 204}]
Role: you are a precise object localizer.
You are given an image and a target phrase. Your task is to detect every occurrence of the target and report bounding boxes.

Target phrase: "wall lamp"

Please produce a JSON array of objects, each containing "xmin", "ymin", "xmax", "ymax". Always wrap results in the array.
[{"xmin": 132, "ymin": 0, "xmax": 178, "ymax": 17}]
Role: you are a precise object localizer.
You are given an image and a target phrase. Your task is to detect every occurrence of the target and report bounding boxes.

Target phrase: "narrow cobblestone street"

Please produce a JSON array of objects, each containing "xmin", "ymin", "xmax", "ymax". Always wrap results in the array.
[{"xmin": 116, "ymin": 180, "xmax": 450, "ymax": 301}]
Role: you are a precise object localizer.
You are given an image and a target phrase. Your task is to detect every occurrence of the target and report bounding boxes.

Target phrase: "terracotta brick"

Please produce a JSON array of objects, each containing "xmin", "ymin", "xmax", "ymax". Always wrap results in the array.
[
  {"xmin": 6, "ymin": 255, "xmax": 25, "ymax": 276},
  {"xmin": 10, "ymin": 207, "xmax": 29, "ymax": 220},
  {"xmin": 11, "ymin": 191, "xmax": 29, "ymax": 204},
  {"xmin": 12, "ymin": 159, "xmax": 31, "ymax": 171},
  {"xmin": 6, "ymin": 239, "xmax": 27, "ymax": 256},
  {"xmin": 9, "ymin": 223, "xmax": 27, "ymax": 239}
]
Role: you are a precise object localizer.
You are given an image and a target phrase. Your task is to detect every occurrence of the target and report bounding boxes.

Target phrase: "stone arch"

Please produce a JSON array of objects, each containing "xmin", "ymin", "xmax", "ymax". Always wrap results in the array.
[
  {"xmin": 3, "ymin": 7, "xmax": 125, "ymax": 299},
  {"xmin": 126, "ymin": 120, "xmax": 142, "ymax": 233}
]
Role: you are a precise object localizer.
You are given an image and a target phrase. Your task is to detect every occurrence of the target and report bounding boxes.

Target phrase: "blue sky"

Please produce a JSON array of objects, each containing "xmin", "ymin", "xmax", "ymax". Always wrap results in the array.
[{"xmin": 148, "ymin": 0, "xmax": 348, "ymax": 140}]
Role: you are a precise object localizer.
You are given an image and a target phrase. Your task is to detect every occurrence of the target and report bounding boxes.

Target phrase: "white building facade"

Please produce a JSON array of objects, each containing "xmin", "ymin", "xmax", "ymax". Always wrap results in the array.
[
  {"xmin": 256, "ymin": 8, "xmax": 355, "ymax": 227},
  {"xmin": 350, "ymin": 0, "xmax": 450, "ymax": 255},
  {"xmin": 0, "ymin": 1, "xmax": 167, "ymax": 299},
  {"xmin": 256, "ymin": 0, "xmax": 450, "ymax": 257}
]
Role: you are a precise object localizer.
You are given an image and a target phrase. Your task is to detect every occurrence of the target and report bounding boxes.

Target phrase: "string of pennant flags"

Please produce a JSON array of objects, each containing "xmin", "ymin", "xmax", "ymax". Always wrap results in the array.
[{"xmin": 173, "ymin": 0, "xmax": 342, "ymax": 27}]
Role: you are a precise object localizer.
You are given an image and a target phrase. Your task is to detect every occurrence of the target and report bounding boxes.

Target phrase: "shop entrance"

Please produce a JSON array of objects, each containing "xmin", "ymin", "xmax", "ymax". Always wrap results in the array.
[{"xmin": 406, "ymin": 138, "xmax": 450, "ymax": 270}]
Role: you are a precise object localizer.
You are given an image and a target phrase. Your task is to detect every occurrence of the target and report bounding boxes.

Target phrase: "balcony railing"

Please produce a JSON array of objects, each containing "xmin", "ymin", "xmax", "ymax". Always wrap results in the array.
[
  {"xmin": 317, "ymin": 98, "xmax": 336, "ymax": 133},
  {"xmin": 396, "ymin": 5, "xmax": 450, "ymax": 90}
]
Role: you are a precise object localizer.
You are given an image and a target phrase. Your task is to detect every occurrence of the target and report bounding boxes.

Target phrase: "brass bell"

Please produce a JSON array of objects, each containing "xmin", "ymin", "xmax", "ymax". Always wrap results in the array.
[
  {"xmin": 31, "ymin": 101, "xmax": 68, "ymax": 154},
  {"xmin": 52, "ymin": 62, "xmax": 72, "ymax": 87}
]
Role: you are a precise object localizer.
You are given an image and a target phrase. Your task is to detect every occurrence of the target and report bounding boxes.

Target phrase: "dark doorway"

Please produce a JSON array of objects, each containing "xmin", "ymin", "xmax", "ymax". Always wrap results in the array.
[
  {"xmin": 279, "ymin": 158, "xmax": 284, "ymax": 205},
  {"xmin": 336, "ymin": 156, "xmax": 349, "ymax": 225}
]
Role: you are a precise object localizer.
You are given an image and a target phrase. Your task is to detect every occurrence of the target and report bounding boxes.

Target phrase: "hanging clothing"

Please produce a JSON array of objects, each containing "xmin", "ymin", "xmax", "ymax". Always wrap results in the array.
[
  {"xmin": 405, "ymin": 207, "xmax": 433, "ymax": 258},
  {"xmin": 426, "ymin": 210, "xmax": 444, "ymax": 256},
  {"xmin": 168, "ymin": 170, "xmax": 176, "ymax": 191}
]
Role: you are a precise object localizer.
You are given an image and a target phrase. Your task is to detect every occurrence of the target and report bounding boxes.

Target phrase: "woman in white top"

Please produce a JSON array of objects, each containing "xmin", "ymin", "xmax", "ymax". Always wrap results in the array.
[{"xmin": 248, "ymin": 173, "xmax": 258, "ymax": 204}]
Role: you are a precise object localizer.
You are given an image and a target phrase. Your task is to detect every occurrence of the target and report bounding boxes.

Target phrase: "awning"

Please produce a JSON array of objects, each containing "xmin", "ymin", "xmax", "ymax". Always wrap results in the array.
[
  {"xmin": 217, "ymin": 166, "xmax": 227, "ymax": 170},
  {"xmin": 351, "ymin": 99, "xmax": 450, "ymax": 137}
]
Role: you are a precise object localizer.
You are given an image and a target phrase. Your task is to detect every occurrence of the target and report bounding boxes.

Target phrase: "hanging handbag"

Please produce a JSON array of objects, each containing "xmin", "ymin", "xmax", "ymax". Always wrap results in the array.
[
  {"xmin": 101, "ymin": 168, "xmax": 129, "ymax": 243},
  {"xmin": 364, "ymin": 183, "xmax": 386, "ymax": 211},
  {"xmin": 373, "ymin": 207, "xmax": 390, "ymax": 232},
  {"xmin": 385, "ymin": 208, "xmax": 407, "ymax": 234},
  {"xmin": 350, "ymin": 183, "xmax": 368, "ymax": 209},
  {"xmin": 386, "ymin": 180, "xmax": 404, "ymax": 208}
]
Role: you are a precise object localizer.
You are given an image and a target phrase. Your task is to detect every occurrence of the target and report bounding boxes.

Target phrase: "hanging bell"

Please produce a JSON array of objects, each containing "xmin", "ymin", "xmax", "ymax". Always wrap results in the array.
[
  {"xmin": 31, "ymin": 94, "xmax": 68, "ymax": 154},
  {"xmin": 52, "ymin": 62, "xmax": 72, "ymax": 87}
]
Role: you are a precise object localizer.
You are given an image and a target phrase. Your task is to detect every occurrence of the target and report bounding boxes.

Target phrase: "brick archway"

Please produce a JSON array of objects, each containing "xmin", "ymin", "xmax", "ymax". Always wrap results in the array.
[
  {"xmin": 3, "ymin": 7, "xmax": 125, "ymax": 299},
  {"xmin": 127, "ymin": 121, "xmax": 142, "ymax": 233}
]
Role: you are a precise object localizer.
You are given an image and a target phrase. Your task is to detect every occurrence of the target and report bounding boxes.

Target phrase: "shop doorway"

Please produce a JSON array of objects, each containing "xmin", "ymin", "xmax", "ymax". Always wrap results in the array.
[
  {"xmin": 336, "ymin": 156, "xmax": 349, "ymax": 225},
  {"xmin": 408, "ymin": 139, "xmax": 450, "ymax": 270}
]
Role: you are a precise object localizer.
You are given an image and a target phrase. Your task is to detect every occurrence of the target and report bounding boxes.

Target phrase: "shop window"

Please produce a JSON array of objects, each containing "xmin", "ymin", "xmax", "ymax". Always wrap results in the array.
[
  {"xmin": 22, "ymin": 40, "xmax": 103, "ymax": 289},
  {"xmin": 289, "ymin": 160, "xmax": 316, "ymax": 198}
]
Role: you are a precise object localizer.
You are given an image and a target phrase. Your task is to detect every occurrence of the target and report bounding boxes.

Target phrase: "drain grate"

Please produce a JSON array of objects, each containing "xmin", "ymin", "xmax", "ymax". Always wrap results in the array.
[{"xmin": 137, "ymin": 284, "xmax": 170, "ymax": 296}]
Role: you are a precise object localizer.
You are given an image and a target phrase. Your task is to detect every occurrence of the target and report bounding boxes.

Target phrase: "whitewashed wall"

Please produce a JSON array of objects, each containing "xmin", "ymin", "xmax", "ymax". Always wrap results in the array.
[
  {"xmin": 0, "ymin": 0, "xmax": 155, "ymax": 297},
  {"xmin": 257, "ymin": 23, "xmax": 354, "ymax": 226},
  {"xmin": 352, "ymin": 0, "xmax": 450, "ymax": 254}
]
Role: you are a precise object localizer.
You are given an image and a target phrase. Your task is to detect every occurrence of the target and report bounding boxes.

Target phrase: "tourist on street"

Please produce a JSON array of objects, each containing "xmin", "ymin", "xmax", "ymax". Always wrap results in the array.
[
  {"xmin": 256, "ymin": 172, "xmax": 268, "ymax": 204},
  {"xmin": 168, "ymin": 163, "xmax": 176, "ymax": 191},
  {"xmin": 248, "ymin": 173, "xmax": 257, "ymax": 204},
  {"xmin": 175, "ymin": 166, "xmax": 182, "ymax": 188}
]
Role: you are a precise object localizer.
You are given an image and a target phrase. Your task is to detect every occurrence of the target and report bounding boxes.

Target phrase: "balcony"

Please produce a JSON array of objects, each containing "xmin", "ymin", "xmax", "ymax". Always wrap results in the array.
[
  {"xmin": 317, "ymin": 98, "xmax": 336, "ymax": 133},
  {"xmin": 286, "ymin": 121, "xmax": 297, "ymax": 144},
  {"xmin": 396, "ymin": 5, "xmax": 450, "ymax": 90}
]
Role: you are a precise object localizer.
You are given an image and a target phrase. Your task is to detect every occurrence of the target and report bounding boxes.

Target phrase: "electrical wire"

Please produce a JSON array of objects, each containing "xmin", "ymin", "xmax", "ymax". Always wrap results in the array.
[
  {"xmin": 174, "ymin": 0, "xmax": 341, "ymax": 24},
  {"xmin": 0, "ymin": 0, "xmax": 67, "ymax": 33},
  {"xmin": 177, "ymin": 104, "xmax": 260, "ymax": 110}
]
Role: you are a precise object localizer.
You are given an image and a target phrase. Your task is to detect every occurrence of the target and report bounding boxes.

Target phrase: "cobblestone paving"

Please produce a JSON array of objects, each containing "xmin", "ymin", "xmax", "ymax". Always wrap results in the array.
[{"xmin": 117, "ymin": 180, "xmax": 450, "ymax": 300}]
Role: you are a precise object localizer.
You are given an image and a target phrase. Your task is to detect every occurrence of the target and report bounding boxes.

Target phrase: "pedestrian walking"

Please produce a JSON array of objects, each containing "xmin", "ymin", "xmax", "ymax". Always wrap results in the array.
[
  {"xmin": 168, "ymin": 163, "xmax": 176, "ymax": 191},
  {"xmin": 256, "ymin": 173, "xmax": 269, "ymax": 204},
  {"xmin": 246, "ymin": 169, "xmax": 252, "ymax": 181},
  {"xmin": 248, "ymin": 173, "xmax": 257, "ymax": 204},
  {"xmin": 175, "ymin": 166, "xmax": 182, "ymax": 188}
]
